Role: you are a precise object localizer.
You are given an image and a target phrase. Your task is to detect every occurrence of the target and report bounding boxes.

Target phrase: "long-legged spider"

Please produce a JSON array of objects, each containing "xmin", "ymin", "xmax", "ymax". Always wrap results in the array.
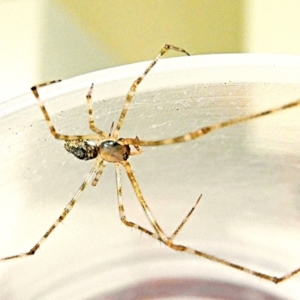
[{"xmin": 1, "ymin": 44, "xmax": 300, "ymax": 284}]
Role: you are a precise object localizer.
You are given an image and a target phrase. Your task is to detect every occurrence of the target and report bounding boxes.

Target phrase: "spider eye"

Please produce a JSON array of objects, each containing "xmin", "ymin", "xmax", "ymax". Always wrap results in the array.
[{"xmin": 64, "ymin": 140, "xmax": 99, "ymax": 160}]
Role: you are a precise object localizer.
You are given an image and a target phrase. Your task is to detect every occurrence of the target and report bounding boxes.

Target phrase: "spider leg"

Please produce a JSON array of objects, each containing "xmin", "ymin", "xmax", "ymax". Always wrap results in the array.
[
  {"xmin": 114, "ymin": 162, "xmax": 160, "ymax": 240},
  {"xmin": 120, "ymin": 160, "xmax": 300, "ymax": 283},
  {"xmin": 112, "ymin": 44, "xmax": 190, "ymax": 139},
  {"xmin": 121, "ymin": 161, "xmax": 168, "ymax": 242},
  {"xmin": 123, "ymin": 98, "xmax": 300, "ymax": 147},
  {"xmin": 129, "ymin": 136, "xmax": 142, "ymax": 156},
  {"xmin": 31, "ymin": 81, "xmax": 100, "ymax": 141},
  {"xmin": 85, "ymin": 83, "xmax": 109, "ymax": 138},
  {"xmin": 0, "ymin": 161, "xmax": 104, "ymax": 262},
  {"xmin": 92, "ymin": 159, "xmax": 107, "ymax": 186},
  {"xmin": 115, "ymin": 163, "xmax": 203, "ymax": 243},
  {"xmin": 169, "ymin": 194, "xmax": 202, "ymax": 241}
]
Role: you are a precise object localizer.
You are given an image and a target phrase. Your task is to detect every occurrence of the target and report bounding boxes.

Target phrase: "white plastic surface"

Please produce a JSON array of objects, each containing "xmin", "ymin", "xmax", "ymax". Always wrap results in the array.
[{"xmin": 0, "ymin": 54, "xmax": 300, "ymax": 299}]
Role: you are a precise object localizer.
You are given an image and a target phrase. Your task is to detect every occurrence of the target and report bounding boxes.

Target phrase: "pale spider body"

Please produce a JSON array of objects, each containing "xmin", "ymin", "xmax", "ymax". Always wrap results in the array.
[
  {"xmin": 64, "ymin": 138, "xmax": 132, "ymax": 162},
  {"xmin": 1, "ymin": 44, "xmax": 300, "ymax": 284}
]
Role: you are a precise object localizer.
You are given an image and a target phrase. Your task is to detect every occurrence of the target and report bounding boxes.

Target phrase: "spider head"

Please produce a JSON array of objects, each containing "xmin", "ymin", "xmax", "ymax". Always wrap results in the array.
[{"xmin": 64, "ymin": 140, "xmax": 99, "ymax": 160}]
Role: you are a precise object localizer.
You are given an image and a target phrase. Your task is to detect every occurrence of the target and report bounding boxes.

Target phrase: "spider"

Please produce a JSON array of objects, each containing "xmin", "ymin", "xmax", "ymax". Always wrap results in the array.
[{"xmin": 1, "ymin": 44, "xmax": 300, "ymax": 284}]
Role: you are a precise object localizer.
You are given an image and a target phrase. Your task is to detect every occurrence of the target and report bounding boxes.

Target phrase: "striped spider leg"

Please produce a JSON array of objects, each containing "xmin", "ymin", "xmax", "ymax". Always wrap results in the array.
[
  {"xmin": 0, "ymin": 44, "xmax": 193, "ymax": 262},
  {"xmin": 121, "ymin": 99, "xmax": 300, "ymax": 284}
]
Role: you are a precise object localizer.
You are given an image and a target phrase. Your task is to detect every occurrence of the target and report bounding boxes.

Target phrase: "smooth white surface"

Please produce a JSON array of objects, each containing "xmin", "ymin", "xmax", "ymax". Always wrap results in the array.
[{"xmin": 0, "ymin": 54, "xmax": 300, "ymax": 299}]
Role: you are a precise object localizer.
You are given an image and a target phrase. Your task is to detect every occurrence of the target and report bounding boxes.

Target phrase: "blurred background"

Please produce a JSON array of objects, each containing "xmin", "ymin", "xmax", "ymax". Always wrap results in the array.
[{"xmin": 1, "ymin": 0, "xmax": 300, "ymax": 103}]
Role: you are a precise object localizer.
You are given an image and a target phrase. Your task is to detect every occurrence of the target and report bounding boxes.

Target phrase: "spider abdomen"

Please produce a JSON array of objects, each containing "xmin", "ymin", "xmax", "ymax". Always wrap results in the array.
[{"xmin": 64, "ymin": 140, "xmax": 99, "ymax": 160}]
